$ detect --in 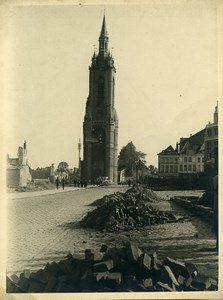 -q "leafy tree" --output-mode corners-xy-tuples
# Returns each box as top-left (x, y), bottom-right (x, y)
(148, 165), (158, 175)
(118, 141), (147, 175)
(57, 162), (69, 172)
